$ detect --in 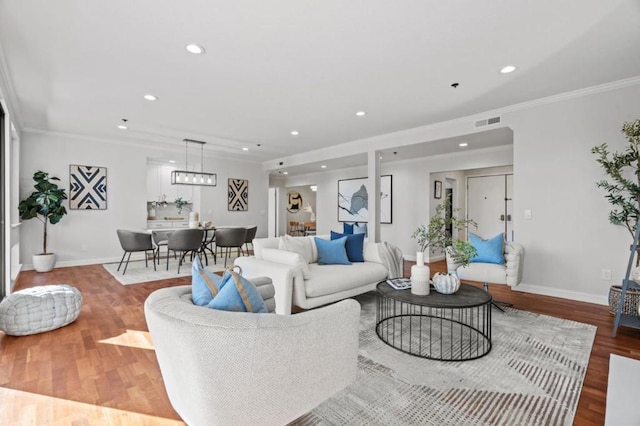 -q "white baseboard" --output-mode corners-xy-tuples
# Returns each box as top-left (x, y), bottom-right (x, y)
(21, 256), (124, 271)
(513, 282), (608, 306)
